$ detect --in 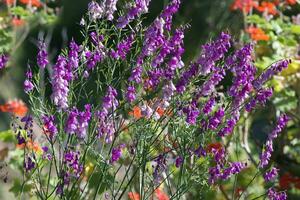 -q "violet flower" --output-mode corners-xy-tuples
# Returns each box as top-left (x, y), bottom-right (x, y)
(37, 41), (48, 69)
(0, 54), (9, 70)
(51, 55), (69, 110)
(259, 114), (289, 168)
